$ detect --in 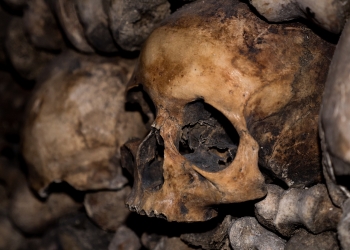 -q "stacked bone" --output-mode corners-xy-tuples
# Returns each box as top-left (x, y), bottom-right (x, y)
(0, 0), (350, 249)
